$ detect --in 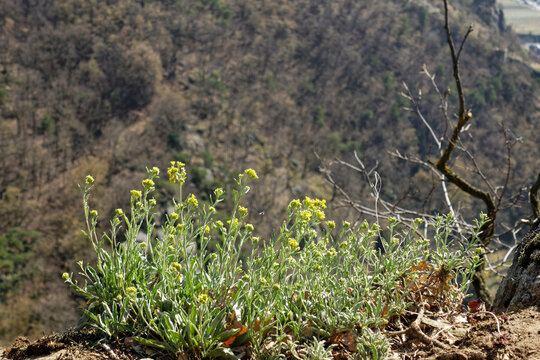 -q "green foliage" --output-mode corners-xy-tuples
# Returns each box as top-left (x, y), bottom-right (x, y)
(64, 166), (482, 359)
(383, 73), (396, 95)
(312, 105), (325, 126)
(0, 227), (40, 296)
(38, 114), (55, 135)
